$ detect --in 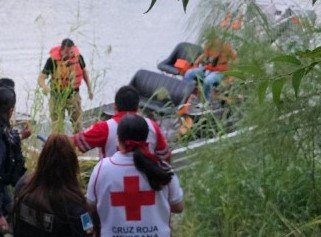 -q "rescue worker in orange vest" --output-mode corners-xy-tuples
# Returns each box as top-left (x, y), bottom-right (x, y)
(38, 38), (93, 133)
(183, 38), (236, 101)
